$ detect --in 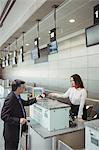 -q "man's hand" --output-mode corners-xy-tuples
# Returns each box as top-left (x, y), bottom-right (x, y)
(36, 95), (43, 101)
(28, 93), (33, 100)
(20, 118), (27, 125)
